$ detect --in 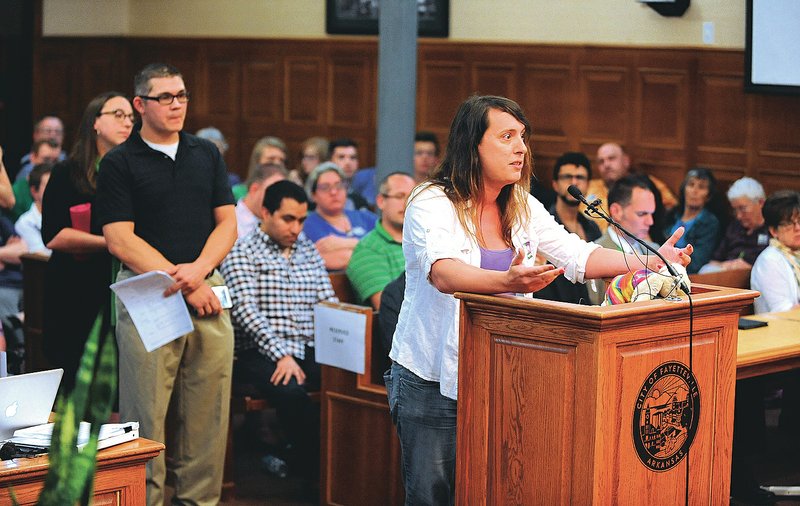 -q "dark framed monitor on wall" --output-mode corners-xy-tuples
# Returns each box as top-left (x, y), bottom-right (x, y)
(745, 0), (800, 95)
